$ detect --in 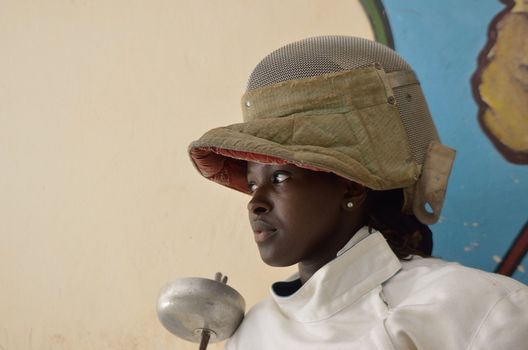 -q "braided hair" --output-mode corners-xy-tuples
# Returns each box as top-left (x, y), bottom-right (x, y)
(366, 189), (433, 259)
